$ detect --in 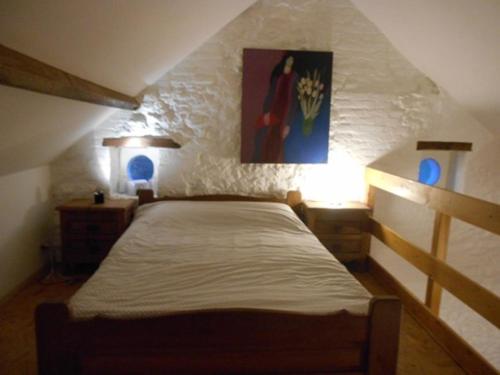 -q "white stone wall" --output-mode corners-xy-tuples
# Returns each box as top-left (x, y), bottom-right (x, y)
(52, 0), (440, 205)
(50, 0), (499, 367)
